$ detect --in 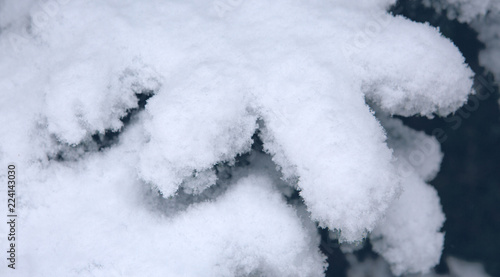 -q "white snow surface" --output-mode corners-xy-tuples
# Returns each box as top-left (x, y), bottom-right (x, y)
(367, 115), (445, 275)
(0, 0), (475, 276)
(370, 172), (445, 275)
(6, 140), (327, 276)
(425, 0), (500, 84)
